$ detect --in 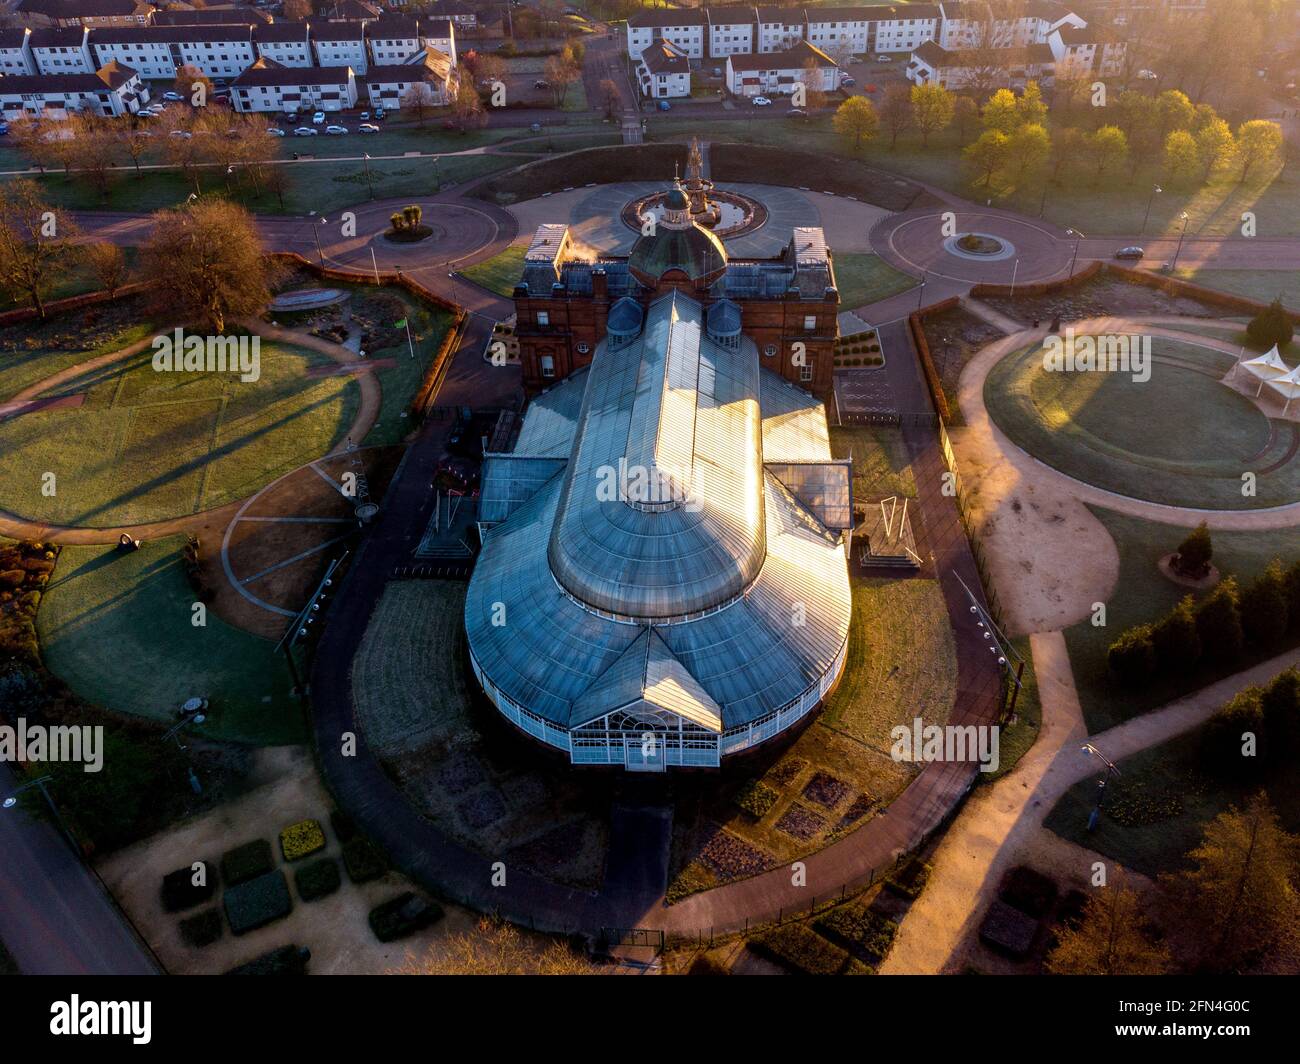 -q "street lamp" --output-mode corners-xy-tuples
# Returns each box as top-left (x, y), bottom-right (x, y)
(1170, 210), (1191, 273)
(1065, 227), (1084, 279)
(1081, 743), (1121, 832)
(3, 774), (78, 851)
(916, 271), (927, 311)
(362, 153), (373, 200)
(311, 213), (328, 267)
(1009, 256), (1020, 299)
(1140, 183), (1162, 235)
